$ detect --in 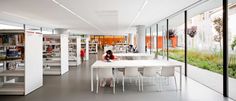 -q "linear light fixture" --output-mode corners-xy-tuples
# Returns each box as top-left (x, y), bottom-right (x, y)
(127, 0), (148, 31)
(2, 11), (30, 20)
(51, 0), (105, 33)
